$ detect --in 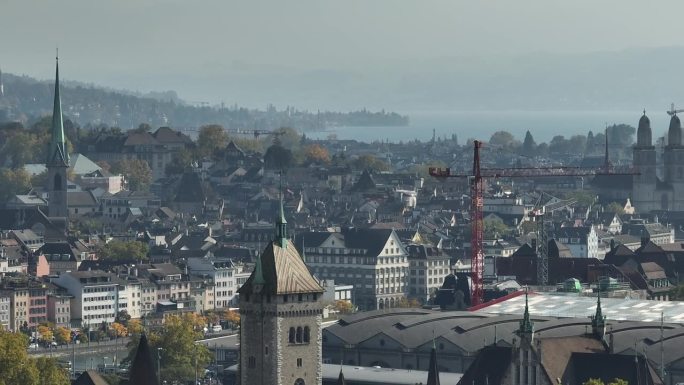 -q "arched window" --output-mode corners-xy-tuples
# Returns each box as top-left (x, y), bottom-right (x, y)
(289, 327), (295, 343)
(303, 326), (310, 343)
(294, 379), (305, 385)
(248, 356), (256, 368)
(296, 327), (303, 343)
(53, 174), (62, 191)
